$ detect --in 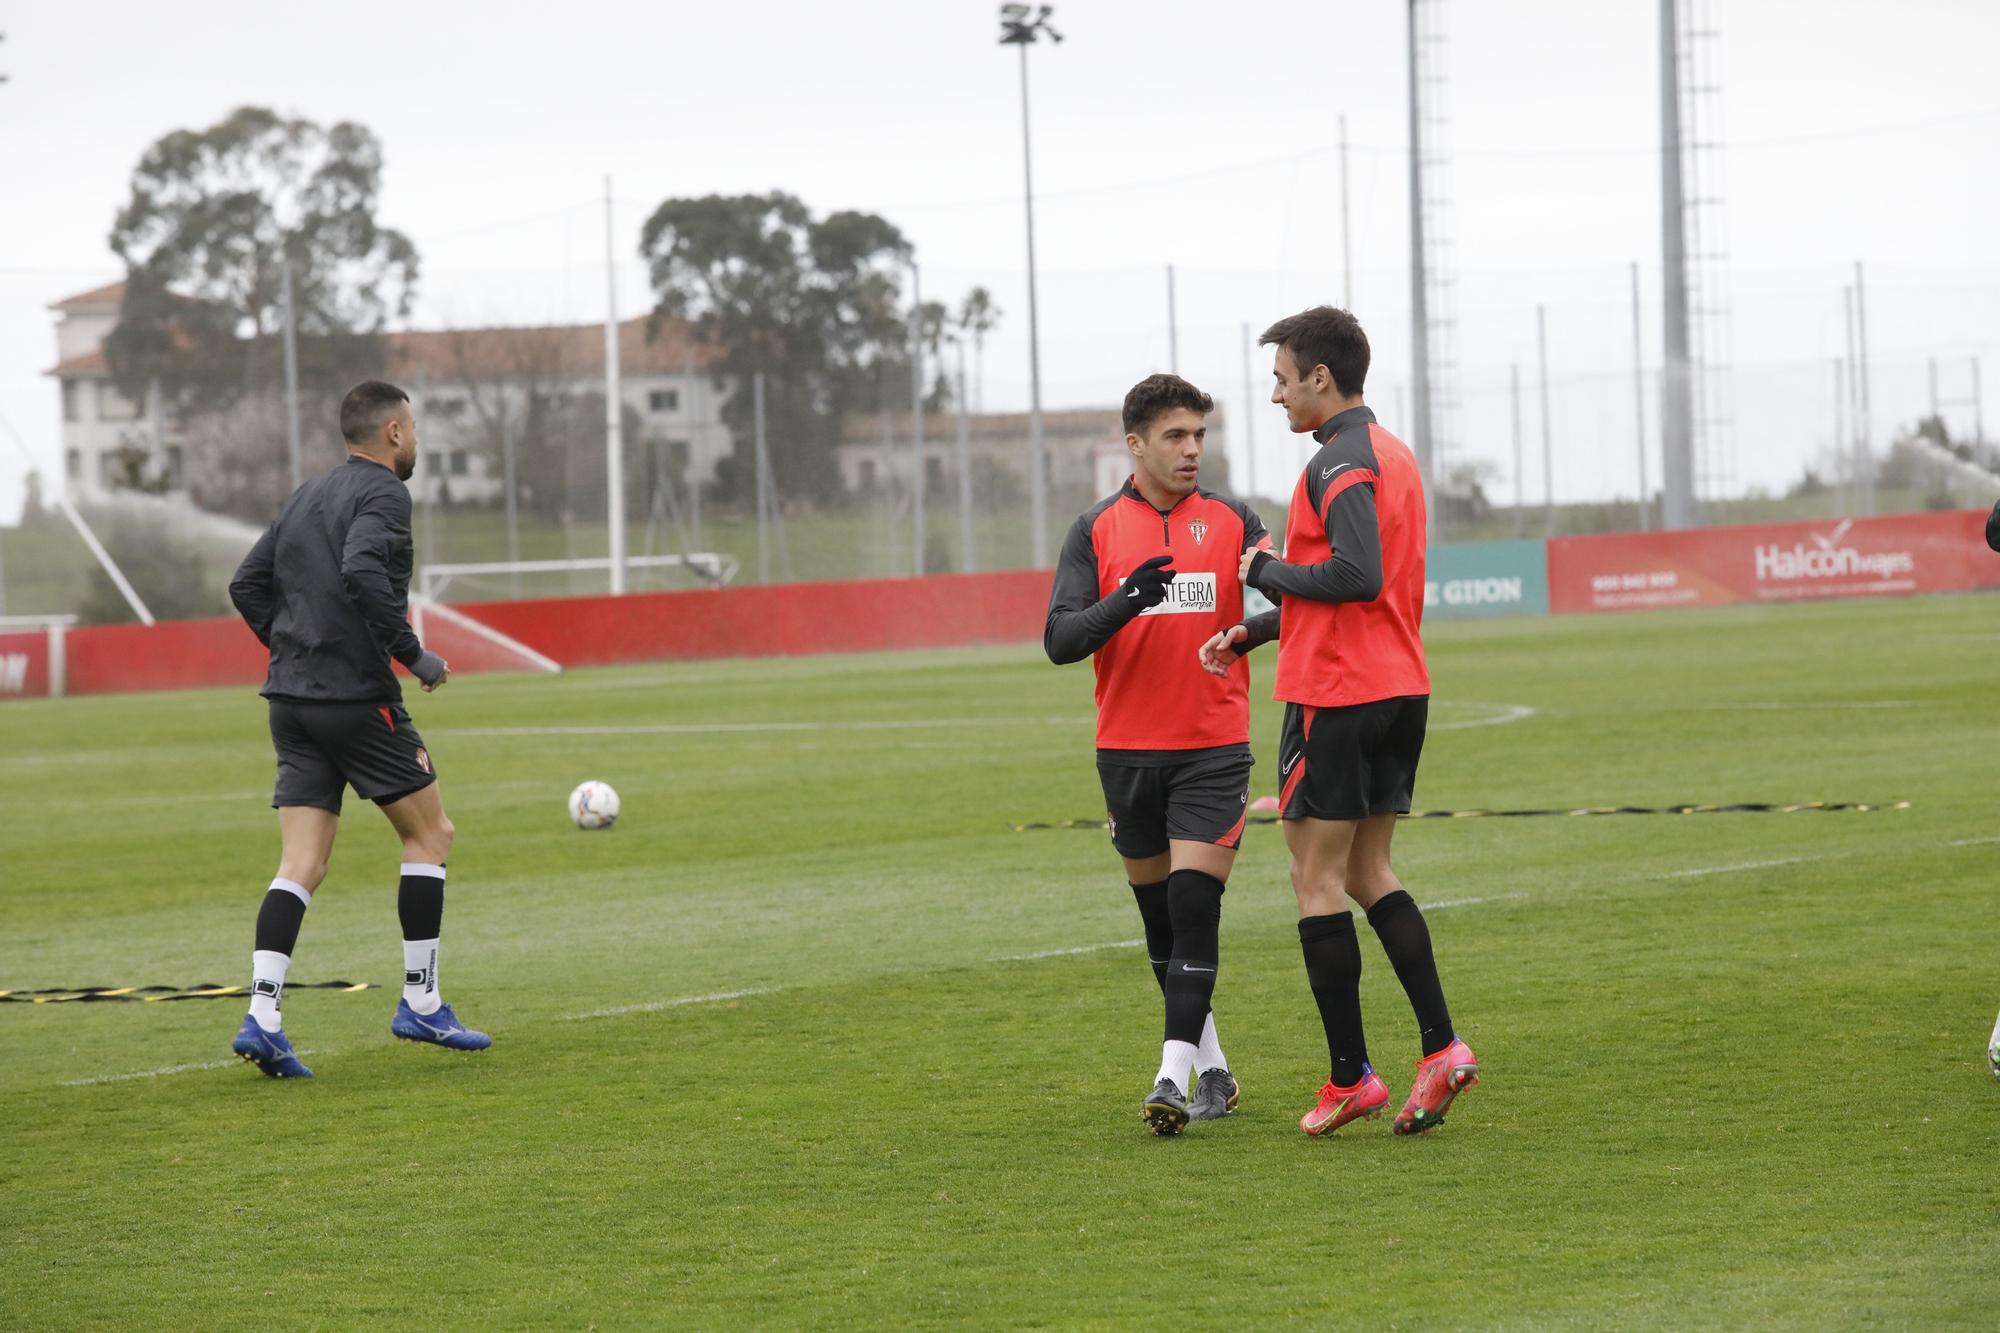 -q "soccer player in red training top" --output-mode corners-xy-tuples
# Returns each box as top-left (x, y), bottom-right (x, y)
(1202, 306), (1479, 1137)
(1045, 373), (1274, 1136)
